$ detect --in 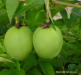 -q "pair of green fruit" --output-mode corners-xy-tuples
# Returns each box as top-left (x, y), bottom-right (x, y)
(4, 25), (63, 61)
